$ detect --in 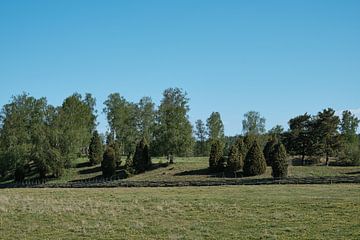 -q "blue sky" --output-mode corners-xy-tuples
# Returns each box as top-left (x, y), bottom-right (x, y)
(0, 0), (359, 135)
